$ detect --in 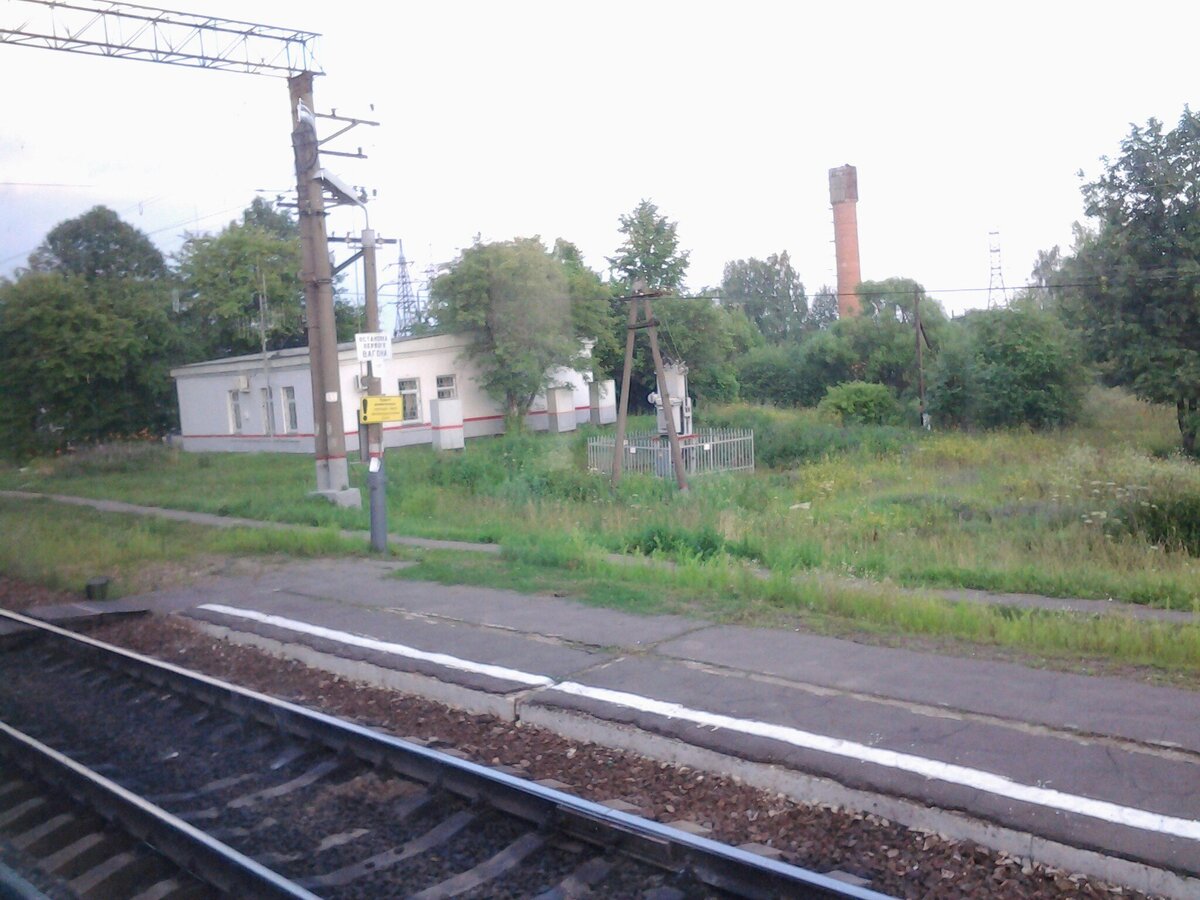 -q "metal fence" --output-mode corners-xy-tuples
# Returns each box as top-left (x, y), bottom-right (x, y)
(587, 429), (755, 479)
